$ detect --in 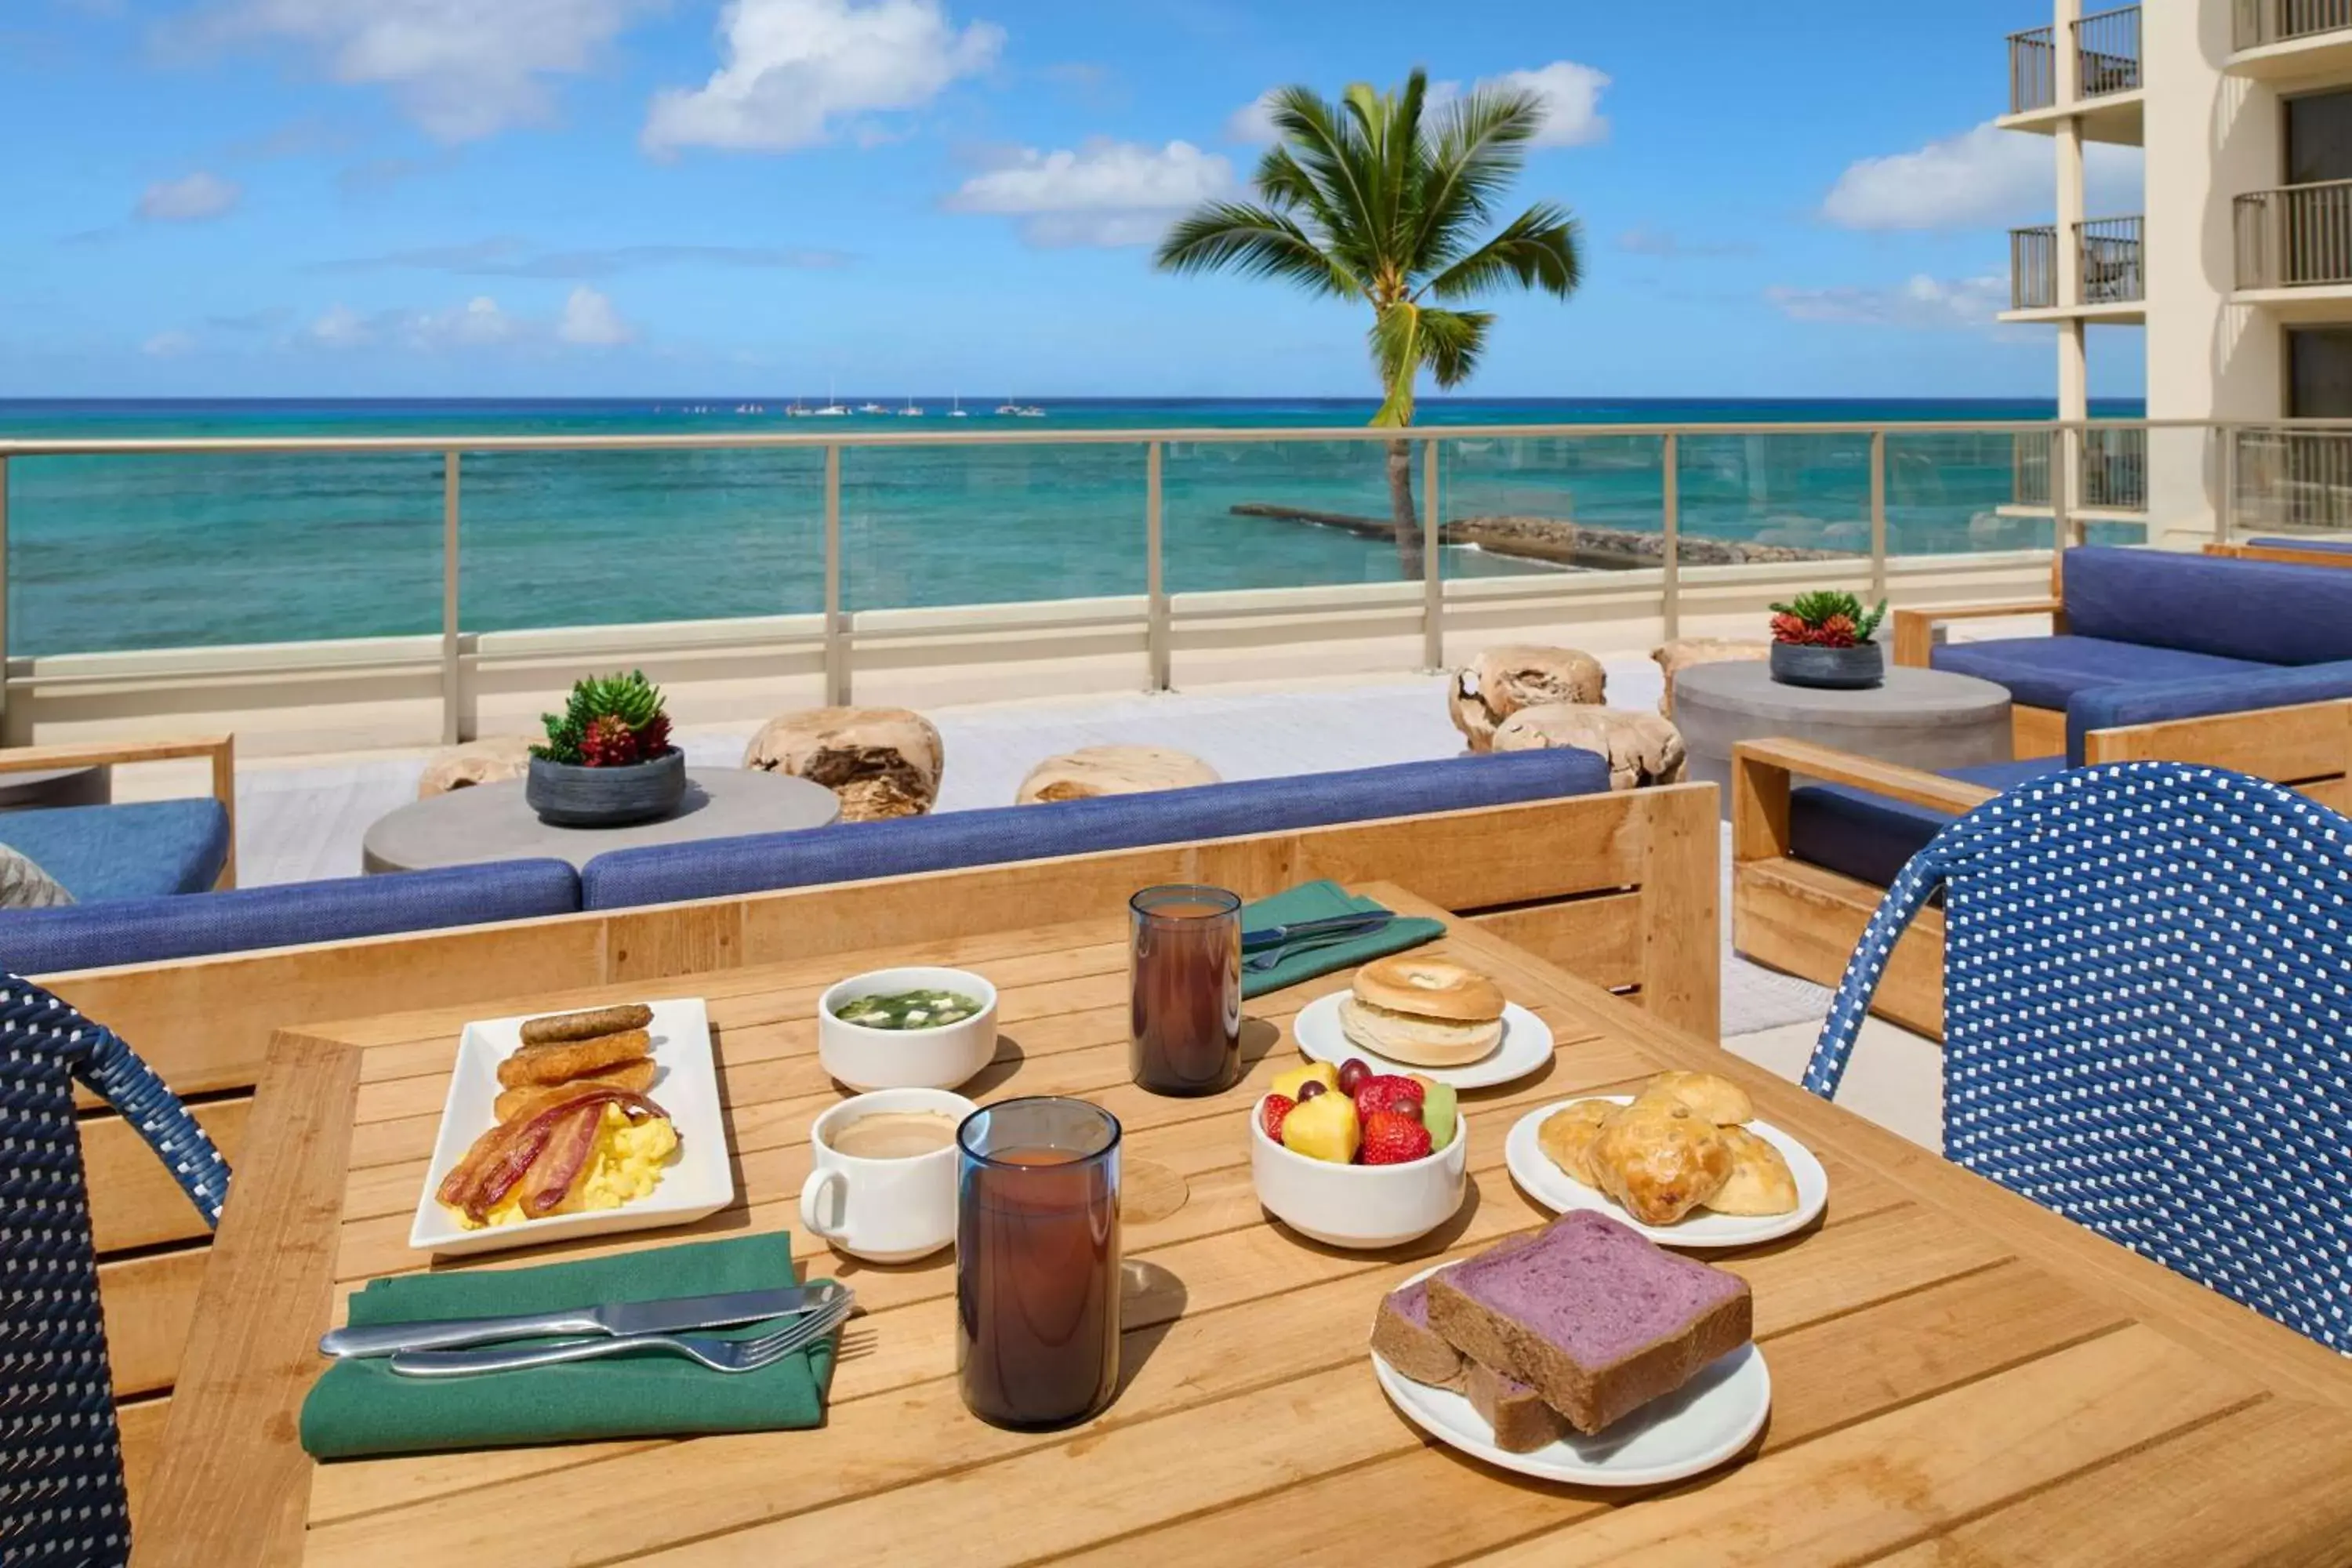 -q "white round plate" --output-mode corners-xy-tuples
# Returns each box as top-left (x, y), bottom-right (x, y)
(1291, 990), (1554, 1089)
(1370, 1263), (1770, 1486)
(1503, 1096), (1828, 1249)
